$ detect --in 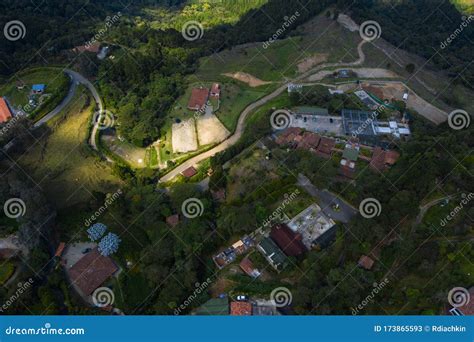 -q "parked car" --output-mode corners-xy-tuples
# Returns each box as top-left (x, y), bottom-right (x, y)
(236, 295), (248, 301)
